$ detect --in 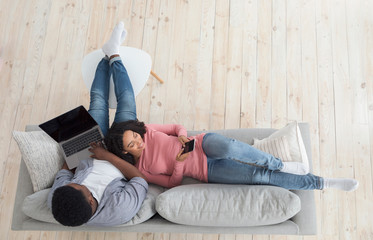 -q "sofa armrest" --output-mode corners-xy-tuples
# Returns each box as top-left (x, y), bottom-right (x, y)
(12, 158), (34, 230)
(290, 123), (317, 235)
